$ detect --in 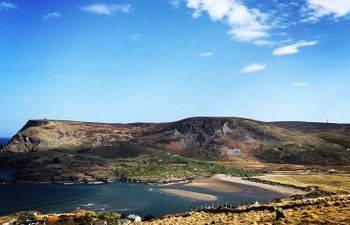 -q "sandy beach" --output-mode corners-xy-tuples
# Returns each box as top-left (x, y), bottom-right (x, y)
(214, 174), (307, 195)
(159, 174), (306, 201)
(184, 176), (245, 193)
(174, 174), (305, 195)
(160, 188), (218, 201)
